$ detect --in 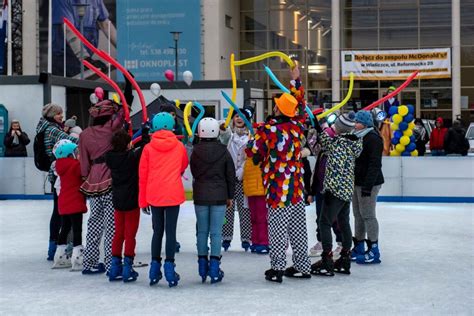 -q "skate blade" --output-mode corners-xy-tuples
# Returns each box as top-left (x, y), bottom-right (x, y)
(334, 269), (351, 275)
(312, 269), (334, 277)
(52, 264), (72, 269)
(133, 262), (149, 268)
